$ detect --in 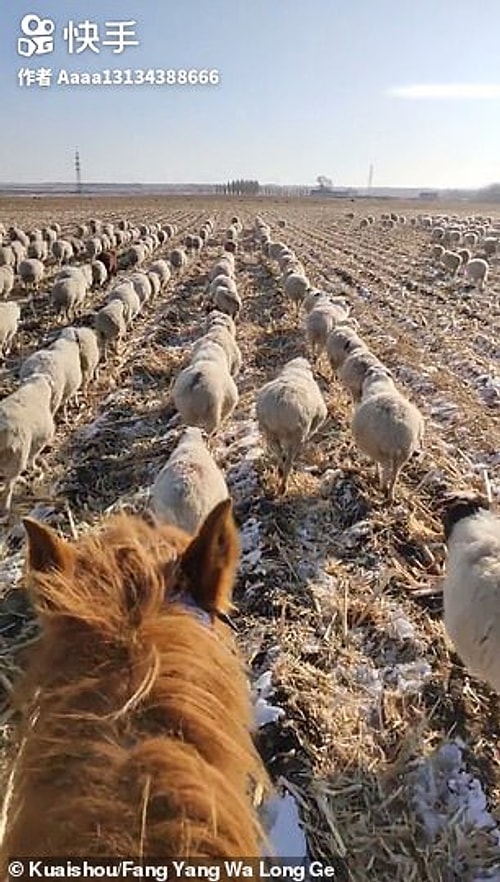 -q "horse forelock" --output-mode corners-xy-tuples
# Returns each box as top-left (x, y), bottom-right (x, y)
(27, 515), (192, 628)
